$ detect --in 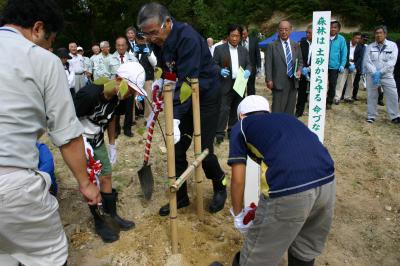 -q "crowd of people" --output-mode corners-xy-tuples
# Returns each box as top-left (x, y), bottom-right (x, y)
(0, 0), (398, 265)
